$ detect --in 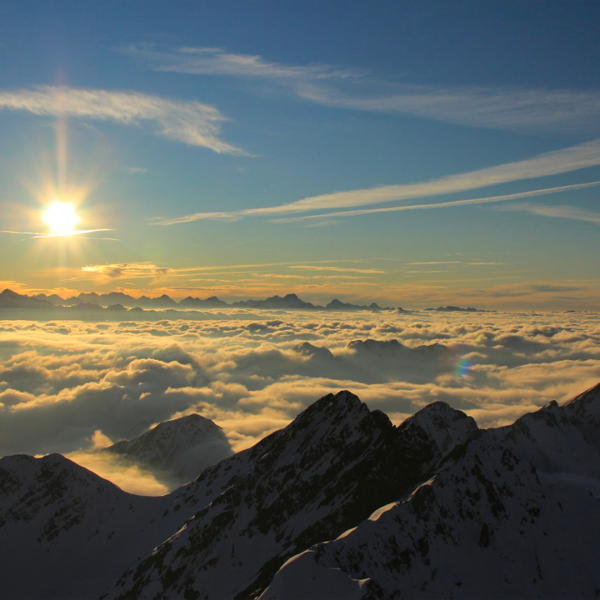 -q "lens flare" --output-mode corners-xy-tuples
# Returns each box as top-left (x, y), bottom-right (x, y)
(455, 357), (470, 378)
